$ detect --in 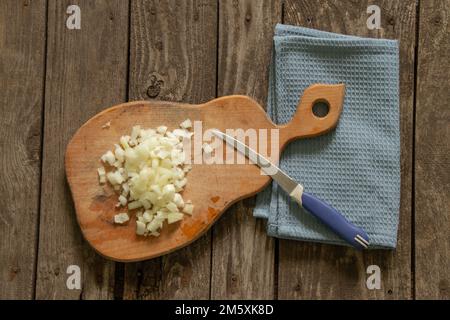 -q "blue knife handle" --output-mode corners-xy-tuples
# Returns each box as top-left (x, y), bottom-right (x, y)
(291, 190), (370, 250)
